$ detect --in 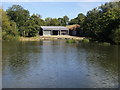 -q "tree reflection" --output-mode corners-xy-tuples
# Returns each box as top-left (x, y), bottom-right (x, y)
(2, 41), (42, 75)
(76, 42), (118, 76)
